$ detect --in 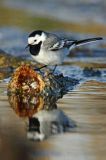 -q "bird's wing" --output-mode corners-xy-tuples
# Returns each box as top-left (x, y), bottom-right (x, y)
(45, 38), (75, 51)
(42, 32), (73, 51)
(48, 41), (65, 51)
(48, 39), (76, 51)
(42, 34), (64, 51)
(43, 33), (103, 51)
